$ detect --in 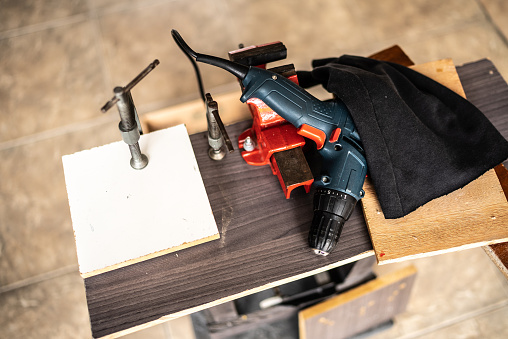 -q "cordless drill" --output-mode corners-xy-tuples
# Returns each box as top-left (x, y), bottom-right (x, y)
(172, 30), (367, 256)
